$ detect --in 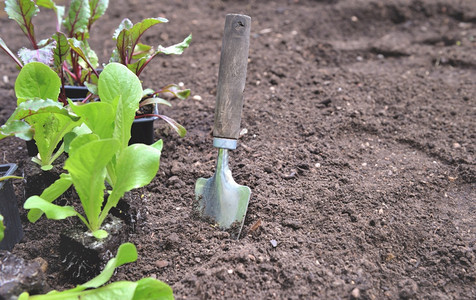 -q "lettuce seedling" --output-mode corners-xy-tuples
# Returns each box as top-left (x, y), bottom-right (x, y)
(24, 63), (163, 238)
(0, 62), (81, 170)
(70, 62), (145, 185)
(24, 136), (162, 239)
(18, 243), (174, 300)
